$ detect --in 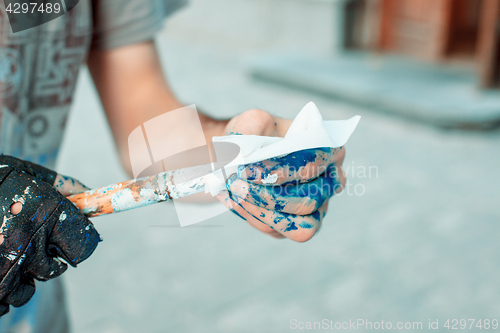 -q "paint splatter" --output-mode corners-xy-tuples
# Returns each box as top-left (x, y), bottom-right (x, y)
(284, 222), (298, 232)
(299, 221), (313, 229)
(59, 211), (67, 222)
